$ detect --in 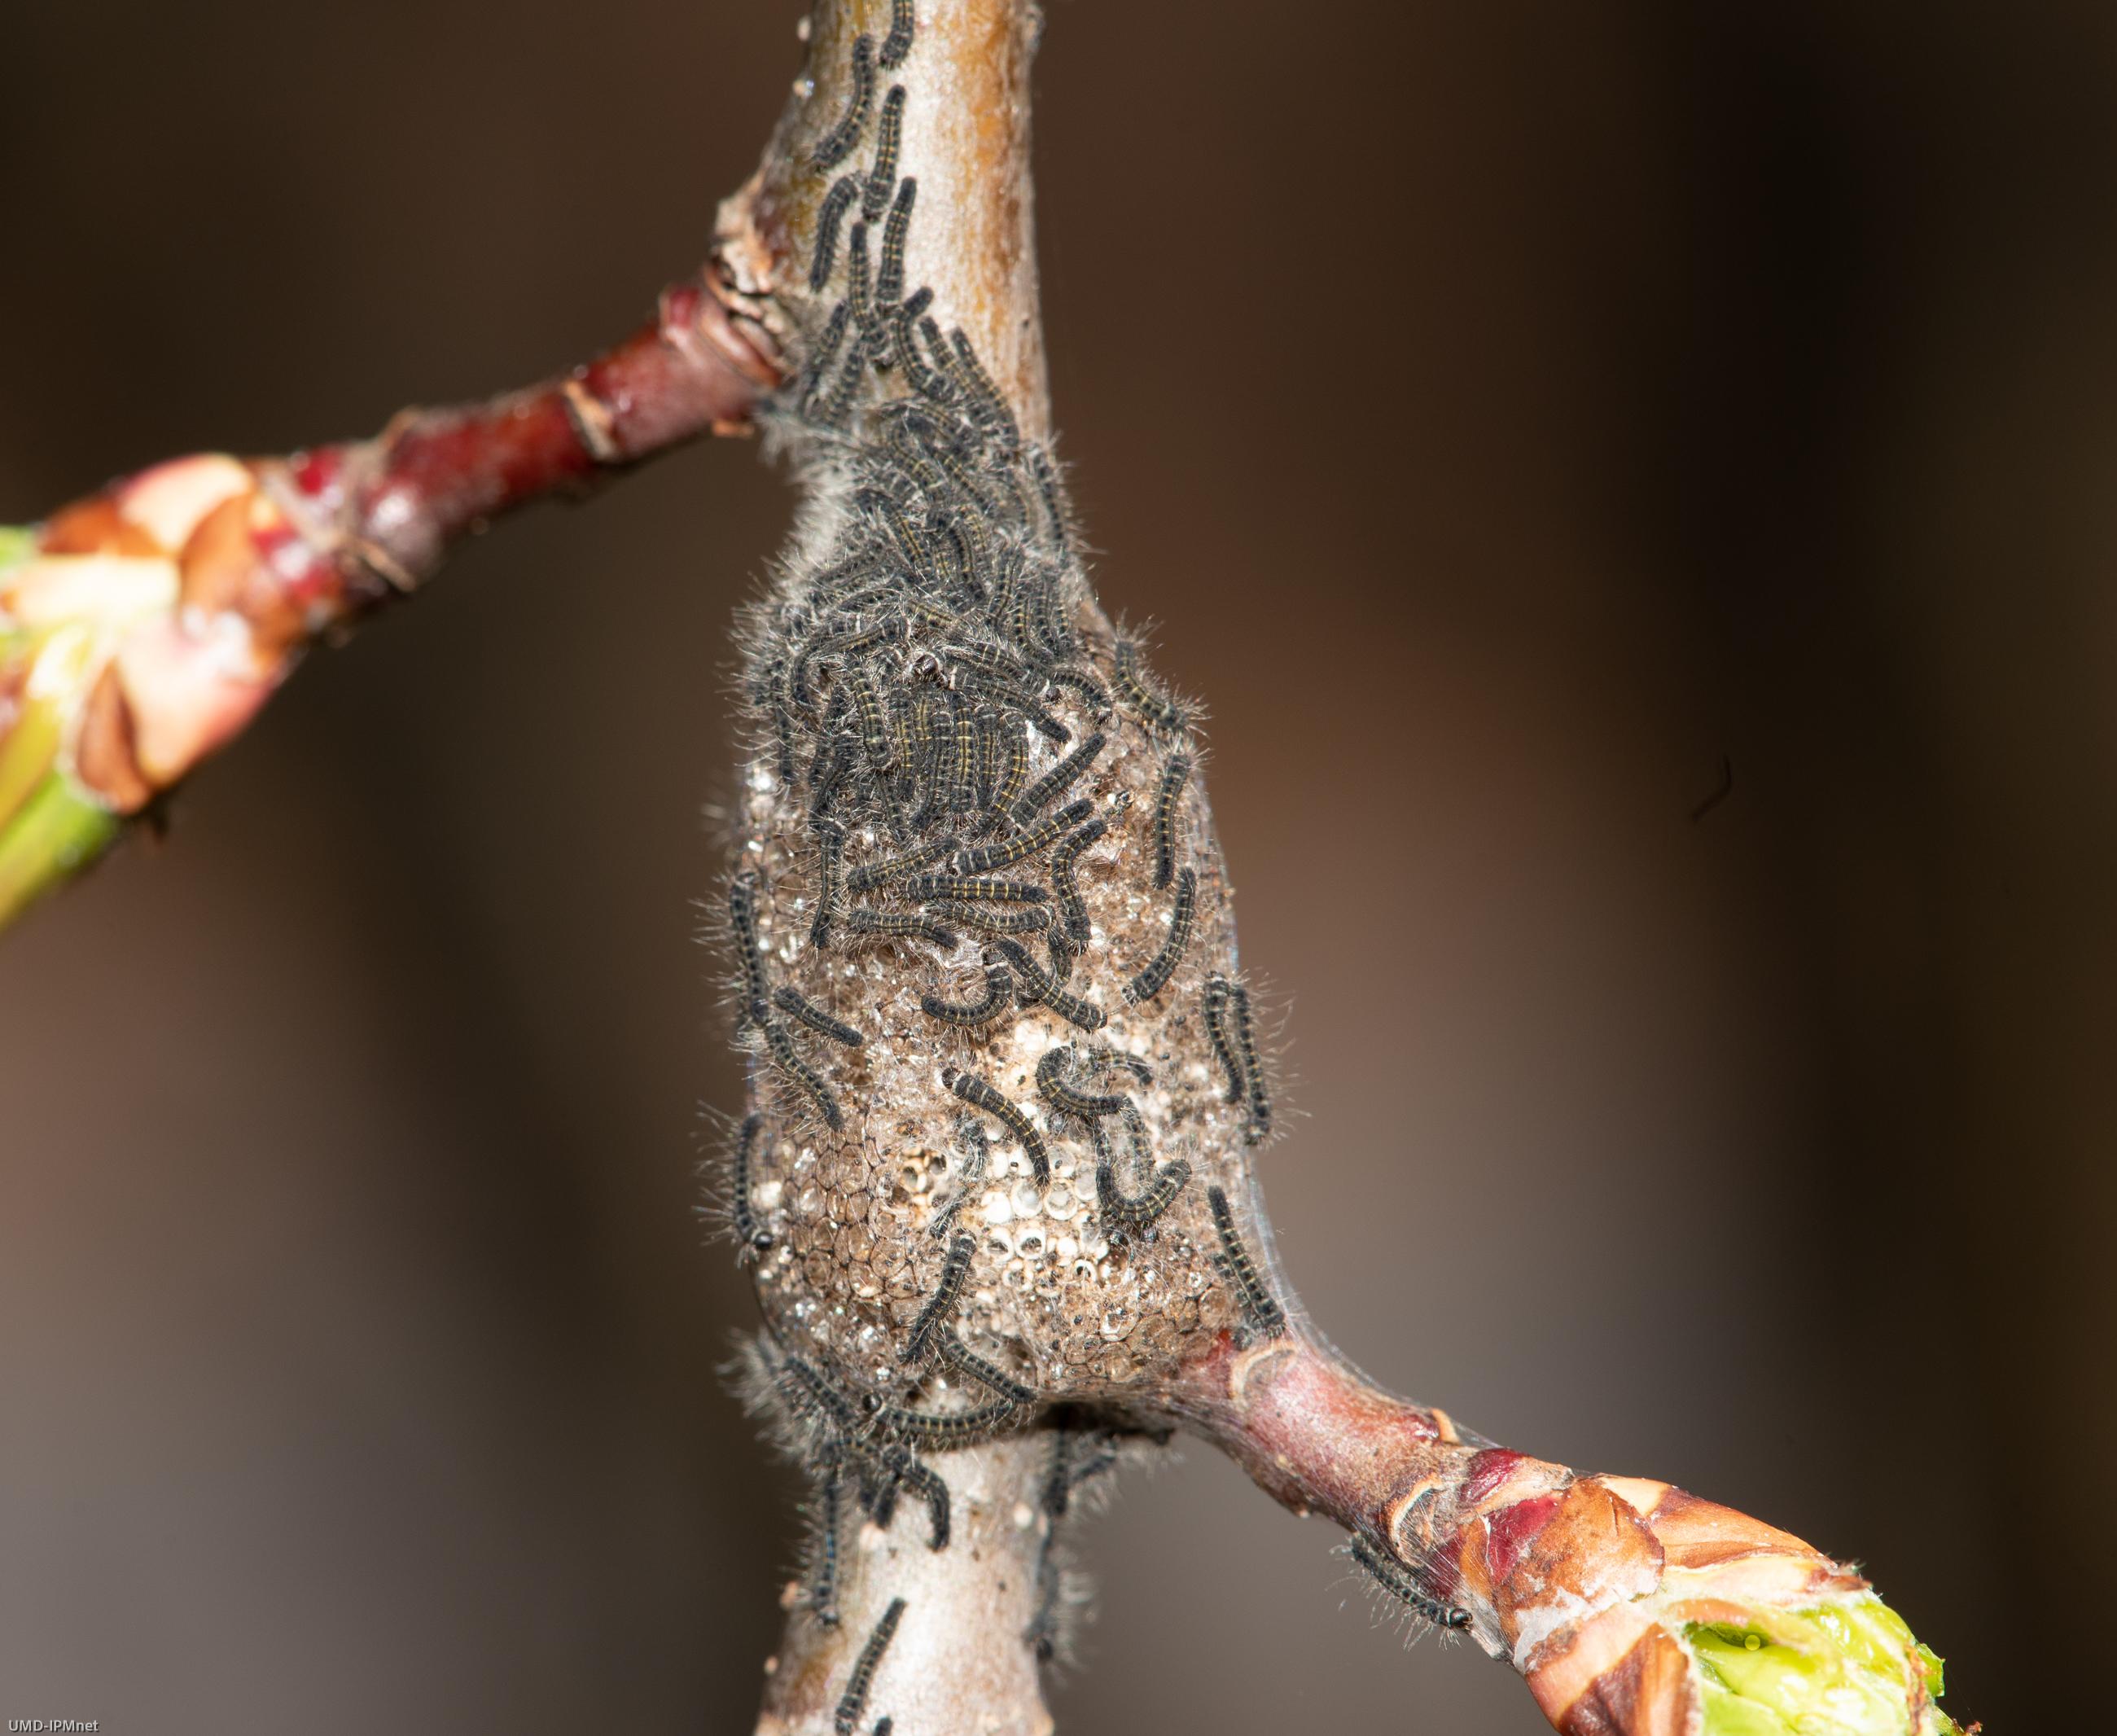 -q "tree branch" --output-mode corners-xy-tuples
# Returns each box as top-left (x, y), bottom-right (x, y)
(0, 267), (778, 927)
